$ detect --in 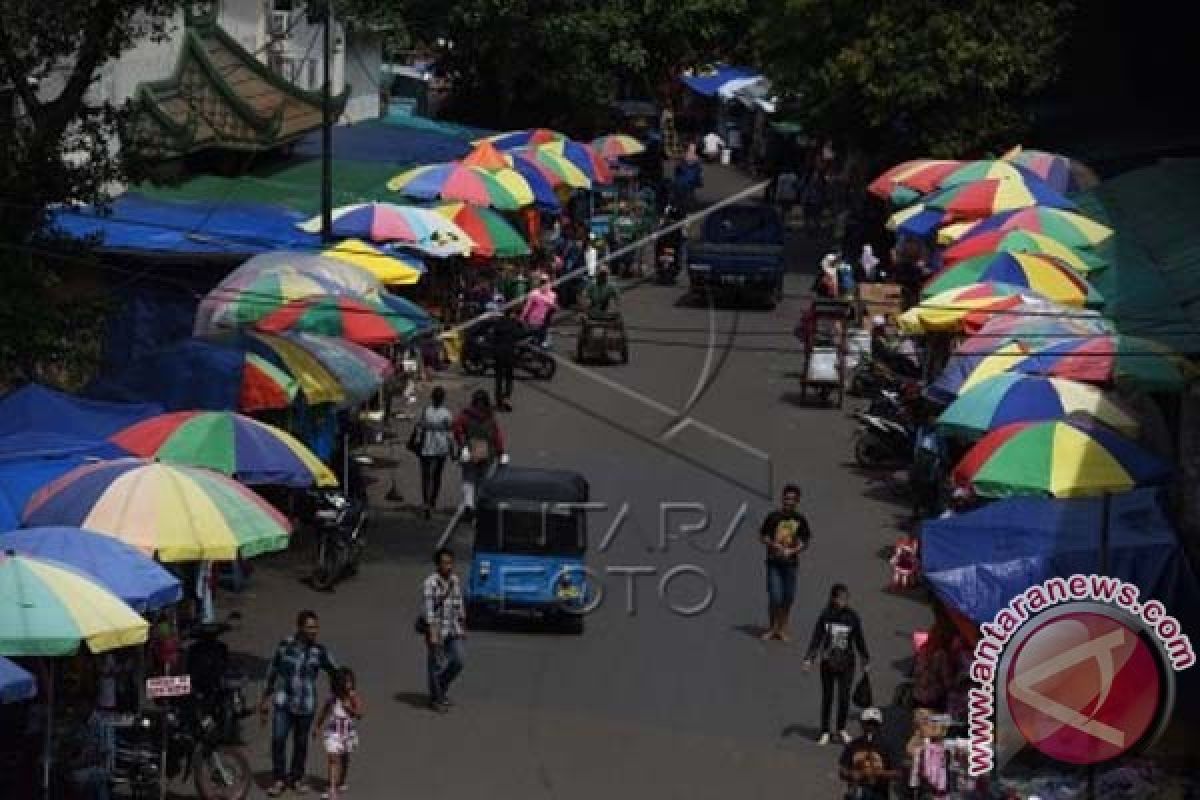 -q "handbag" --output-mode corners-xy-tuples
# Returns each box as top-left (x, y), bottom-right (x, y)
(406, 408), (427, 456)
(852, 672), (874, 708)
